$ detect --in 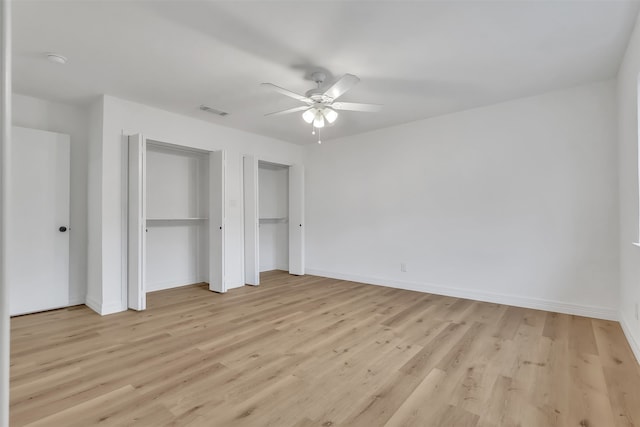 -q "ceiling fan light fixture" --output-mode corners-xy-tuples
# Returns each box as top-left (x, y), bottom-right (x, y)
(313, 113), (325, 128)
(302, 108), (315, 124)
(323, 107), (338, 124)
